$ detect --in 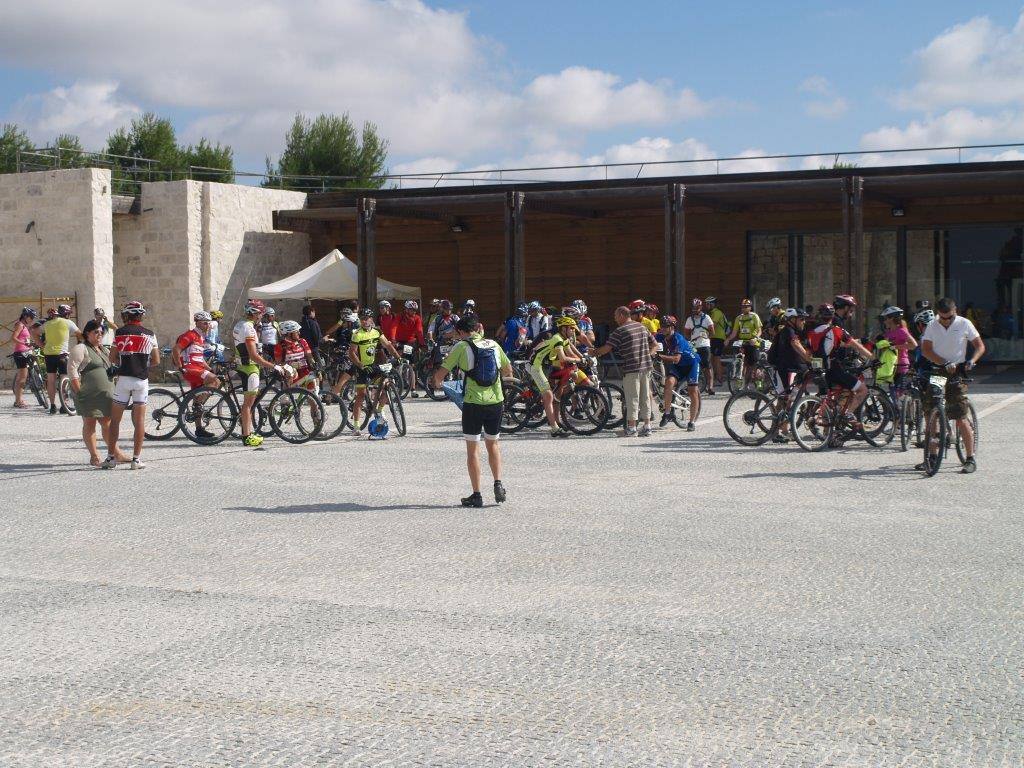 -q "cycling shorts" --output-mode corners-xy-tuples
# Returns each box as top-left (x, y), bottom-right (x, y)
(237, 362), (260, 394)
(742, 342), (760, 366)
(696, 347), (710, 368)
(528, 364), (552, 394)
(44, 354), (68, 375)
(12, 352), (32, 369)
(669, 358), (700, 386)
(825, 363), (860, 392)
(771, 367), (805, 395)
(462, 402), (502, 441)
(113, 375), (149, 406)
(182, 364), (215, 389)
(354, 366), (381, 389)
